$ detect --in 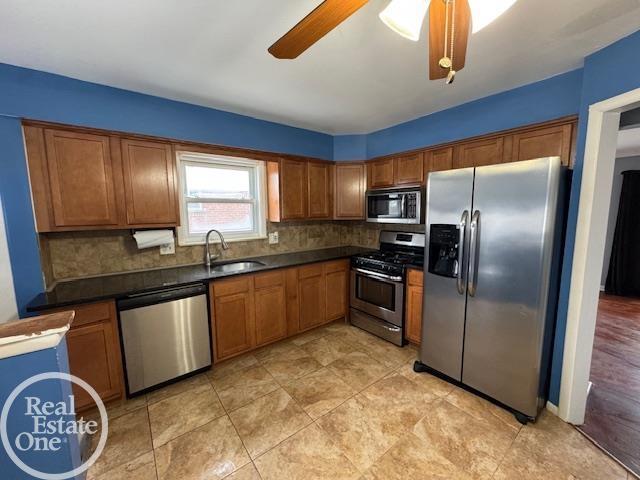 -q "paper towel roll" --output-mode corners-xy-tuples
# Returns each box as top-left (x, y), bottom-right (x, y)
(133, 230), (174, 249)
